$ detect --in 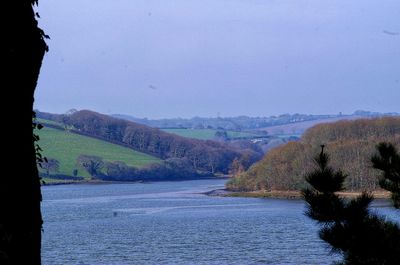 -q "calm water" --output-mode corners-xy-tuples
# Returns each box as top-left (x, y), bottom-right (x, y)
(41, 179), (399, 265)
